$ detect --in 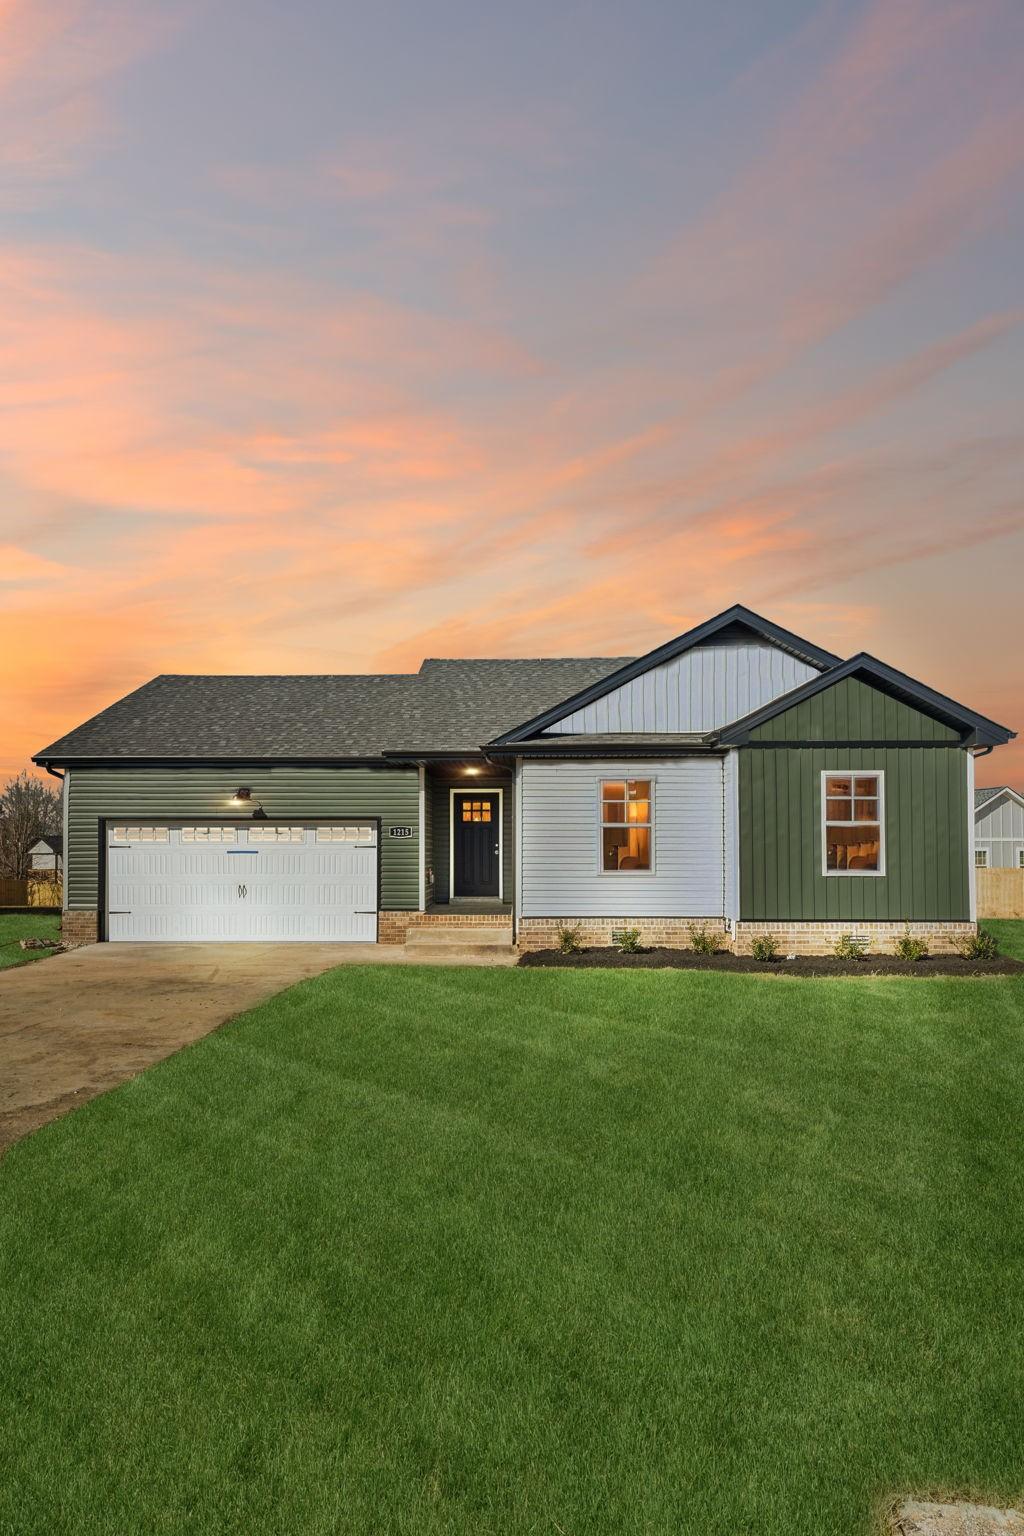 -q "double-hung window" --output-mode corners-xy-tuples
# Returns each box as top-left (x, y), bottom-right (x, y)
(975, 848), (989, 869)
(601, 779), (652, 871)
(822, 771), (884, 874)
